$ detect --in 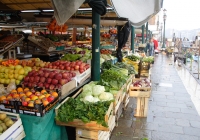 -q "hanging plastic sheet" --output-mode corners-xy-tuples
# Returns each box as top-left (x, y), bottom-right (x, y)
(51, 0), (85, 25)
(111, 0), (162, 27)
